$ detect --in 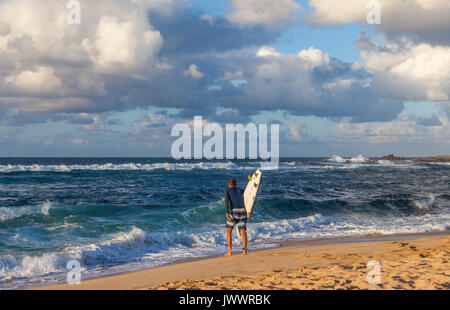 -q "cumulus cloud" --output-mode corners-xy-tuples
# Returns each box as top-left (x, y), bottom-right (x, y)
(227, 0), (300, 26)
(308, 0), (450, 46)
(357, 33), (450, 102)
(256, 46), (281, 57)
(304, 0), (450, 126)
(0, 0), (170, 113)
(3, 67), (62, 96)
(288, 123), (307, 142)
(297, 46), (331, 68)
(308, 1), (450, 34)
(0, 1), (281, 120)
(307, 0), (368, 25)
(223, 46), (403, 122)
(0, 0), (442, 137)
(82, 15), (163, 75)
(139, 113), (169, 128)
(221, 70), (243, 81)
(335, 115), (450, 145)
(183, 64), (204, 79)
